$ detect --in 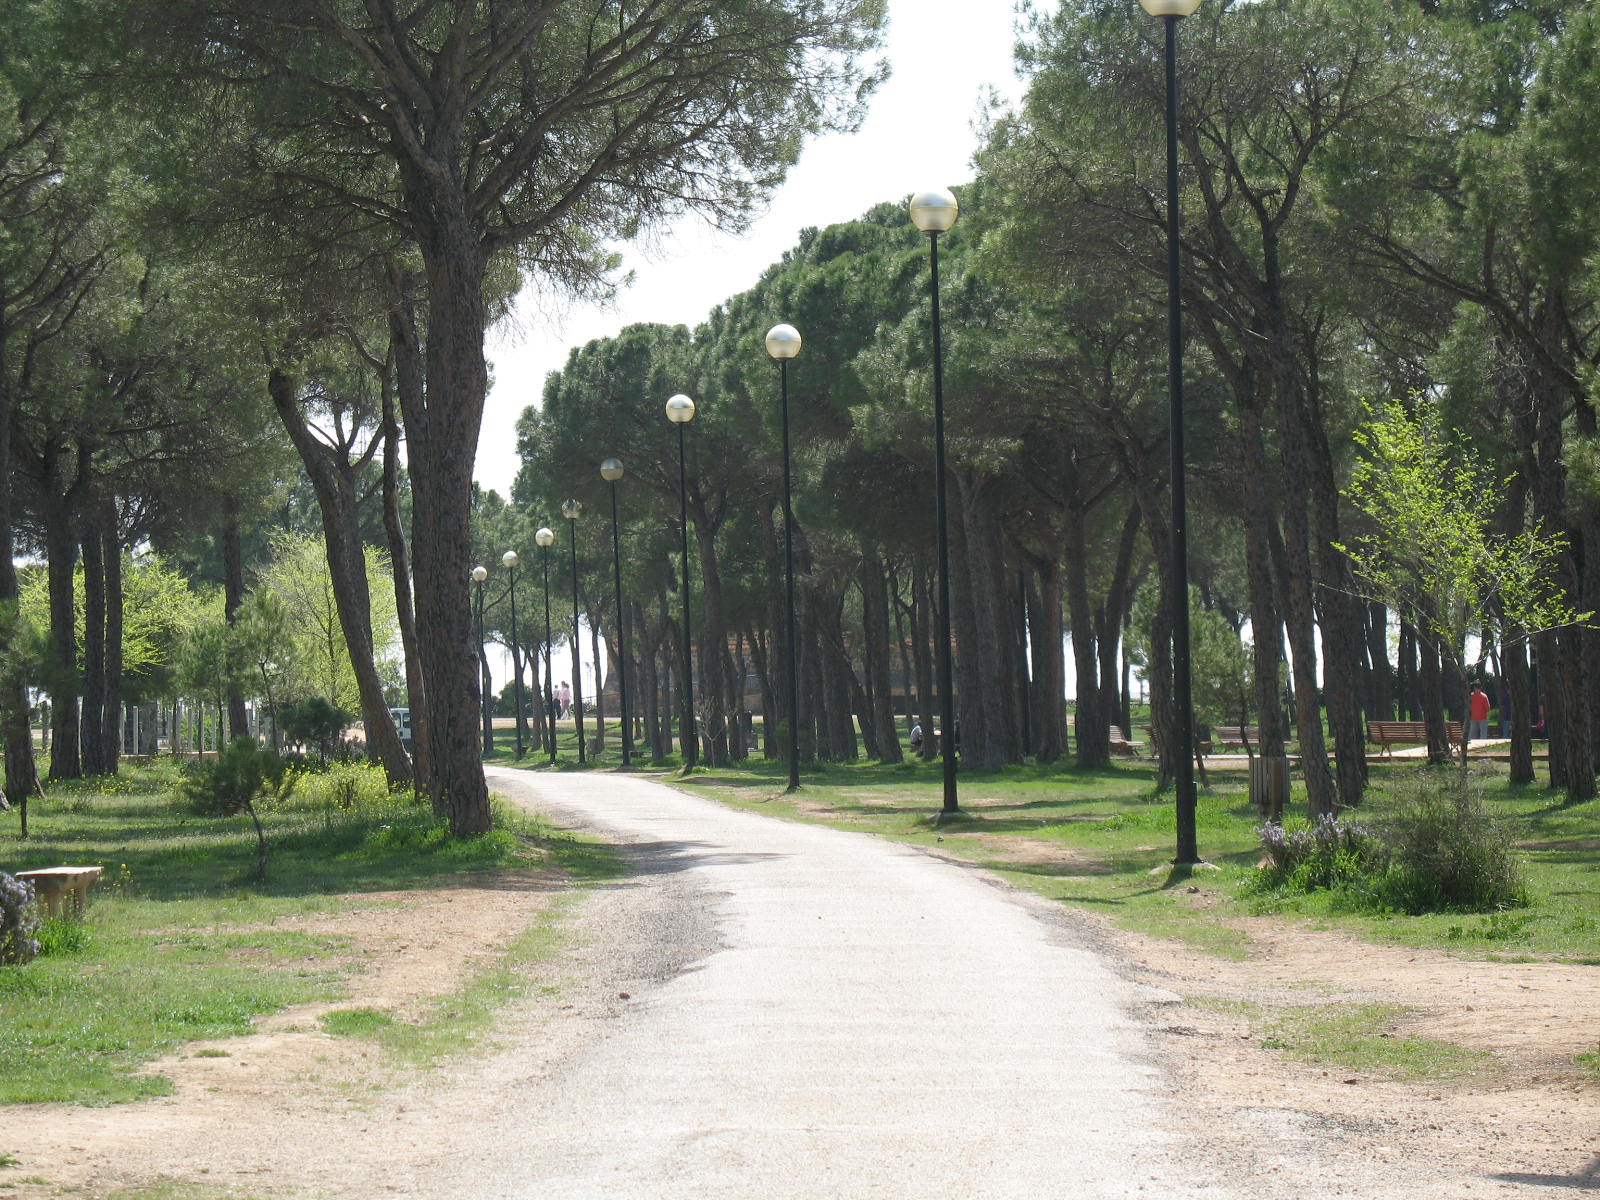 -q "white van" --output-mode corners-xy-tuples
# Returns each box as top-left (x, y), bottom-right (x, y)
(389, 707), (412, 747)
